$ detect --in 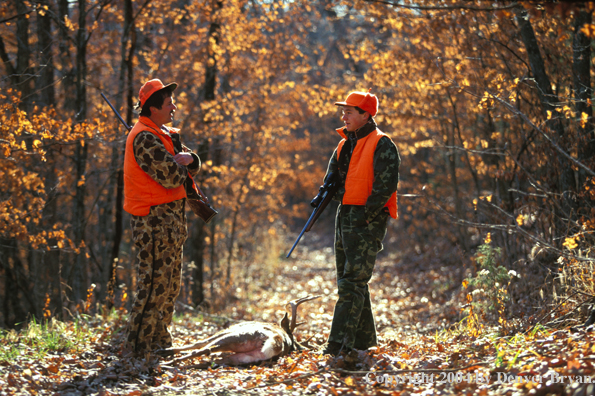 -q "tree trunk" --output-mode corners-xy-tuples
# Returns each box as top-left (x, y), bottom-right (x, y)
(209, 219), (217, 299)
(515, 8), (573, 221)
(35, 0), (55, 108)
(444, 122), (468, 251)
(191, 220), (205, 306)
(0, 0), (34, 107)
(41, 146), (65, 320)
(0, 238), (34, 328)
(104, 0), (135, 308)
(68, 0), (89, 307)
(572, 9), (594, 185)
(58, 0), (76, 111)
(201, 0), (223, 305)
(15, 0), (33, 109)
